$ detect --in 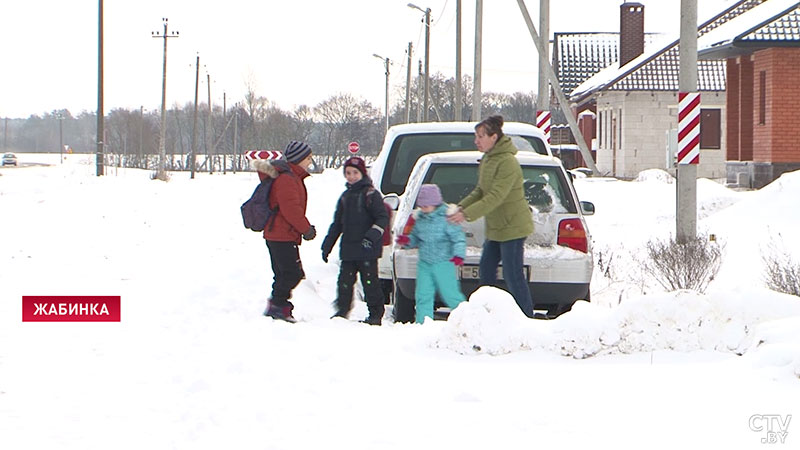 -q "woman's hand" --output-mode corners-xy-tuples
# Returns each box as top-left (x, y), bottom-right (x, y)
(448, 209), (466, 224)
